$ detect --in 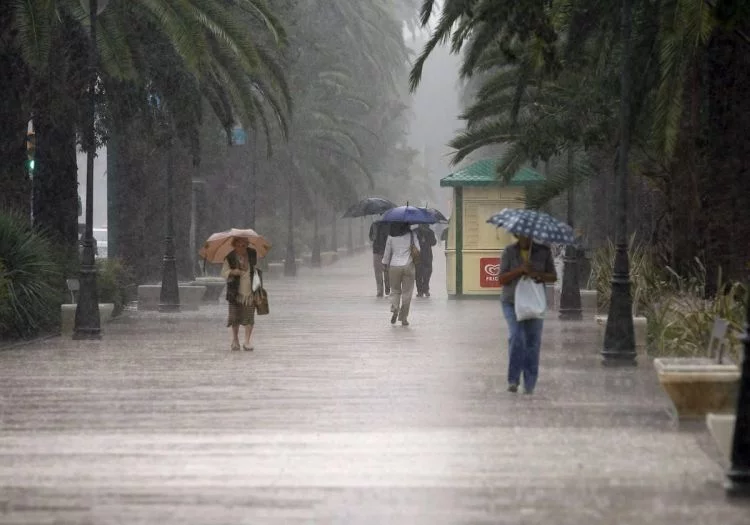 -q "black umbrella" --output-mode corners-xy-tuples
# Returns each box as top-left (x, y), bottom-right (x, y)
(419, 207), (449, 223)
(342, 197), (396, 218)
